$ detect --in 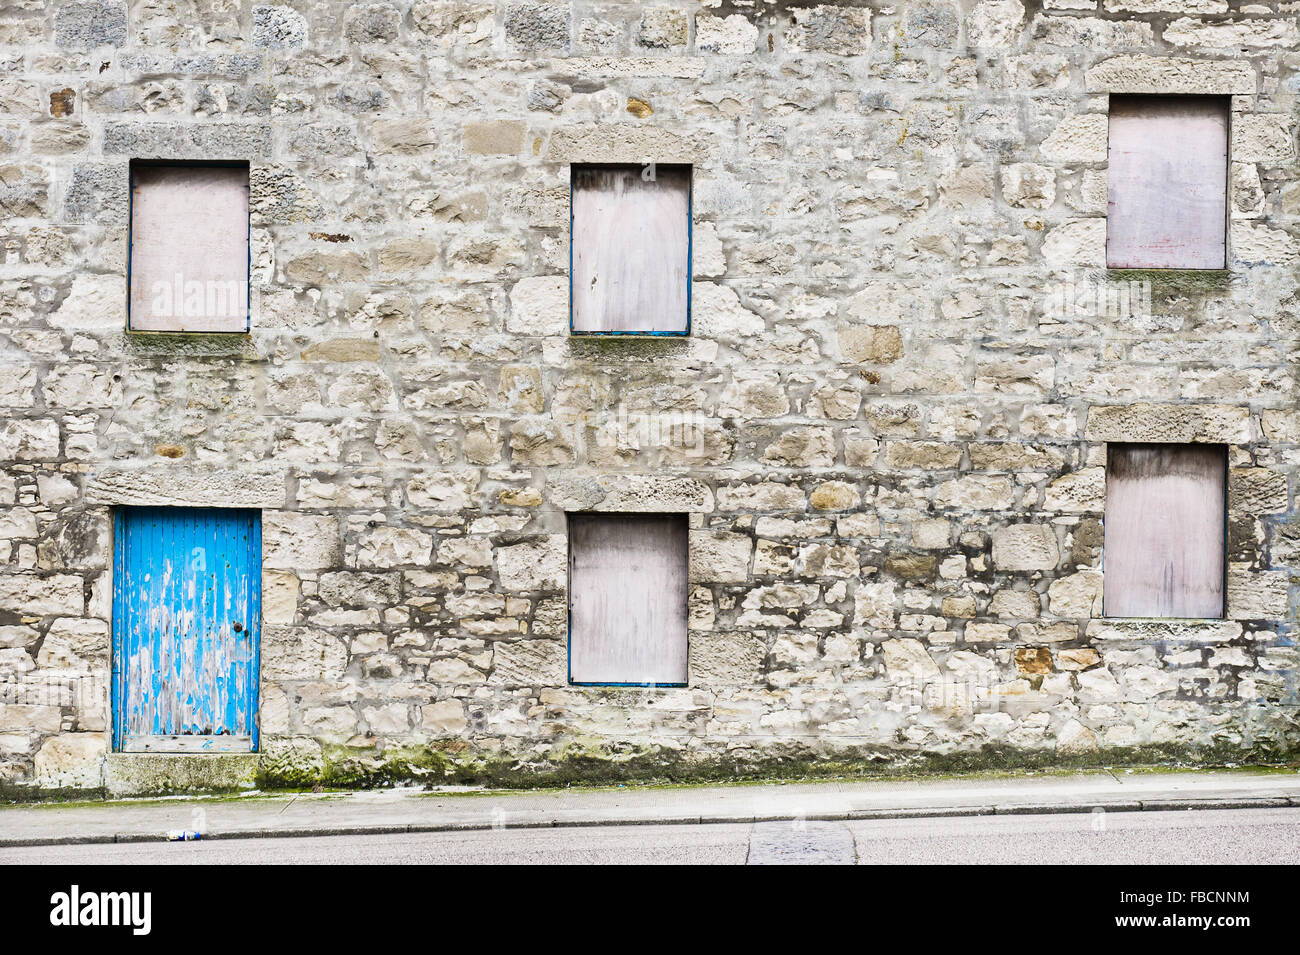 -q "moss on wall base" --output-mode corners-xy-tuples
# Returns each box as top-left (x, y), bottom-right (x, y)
(4, 738), (1295, 802)
(5, 743), (1294, 805)
(254, 737), (1300, 793)
(104, 753), (260, 797)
